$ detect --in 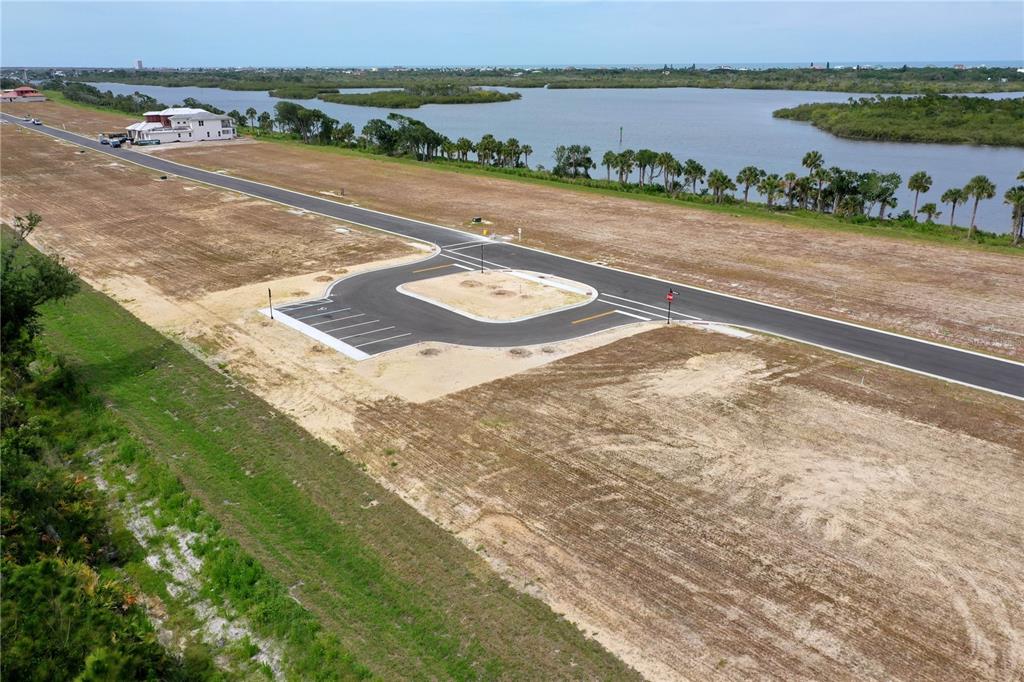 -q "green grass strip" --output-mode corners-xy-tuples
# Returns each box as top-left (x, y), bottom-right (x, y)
(38, 278), (635, 681)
